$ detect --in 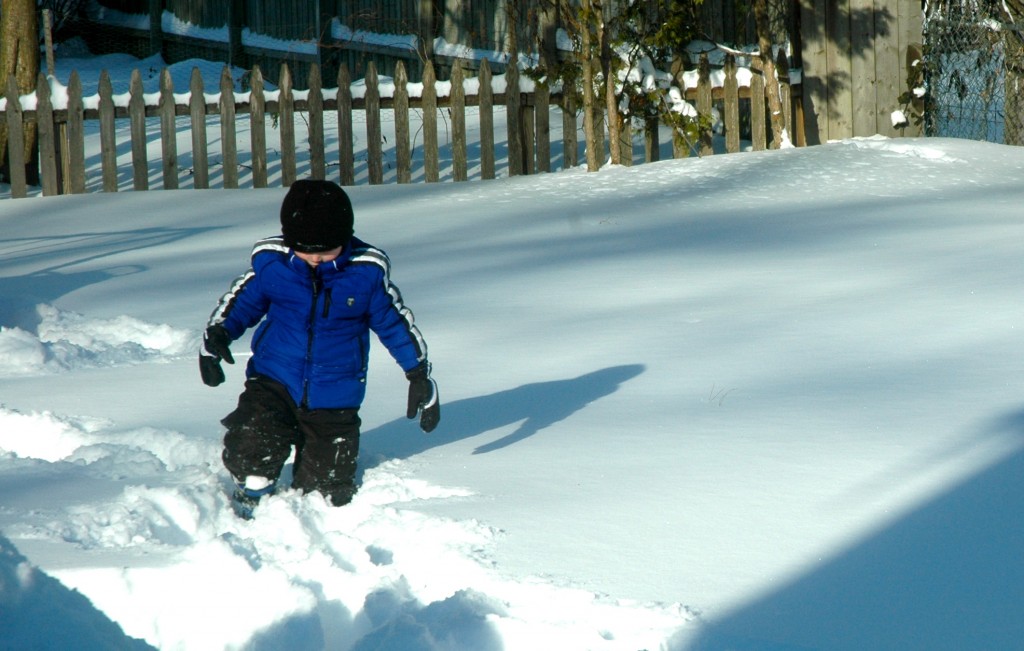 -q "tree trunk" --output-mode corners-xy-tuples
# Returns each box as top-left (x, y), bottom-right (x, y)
(0, 0), (40, 183)
(753, 0), (786, 148)
(999, 4), (1024, 145)
(599, 1), (621, 165)
(505, 0), (525, 175)
(581, 0), (601, 171)
(1006, 64), (1024, 146)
